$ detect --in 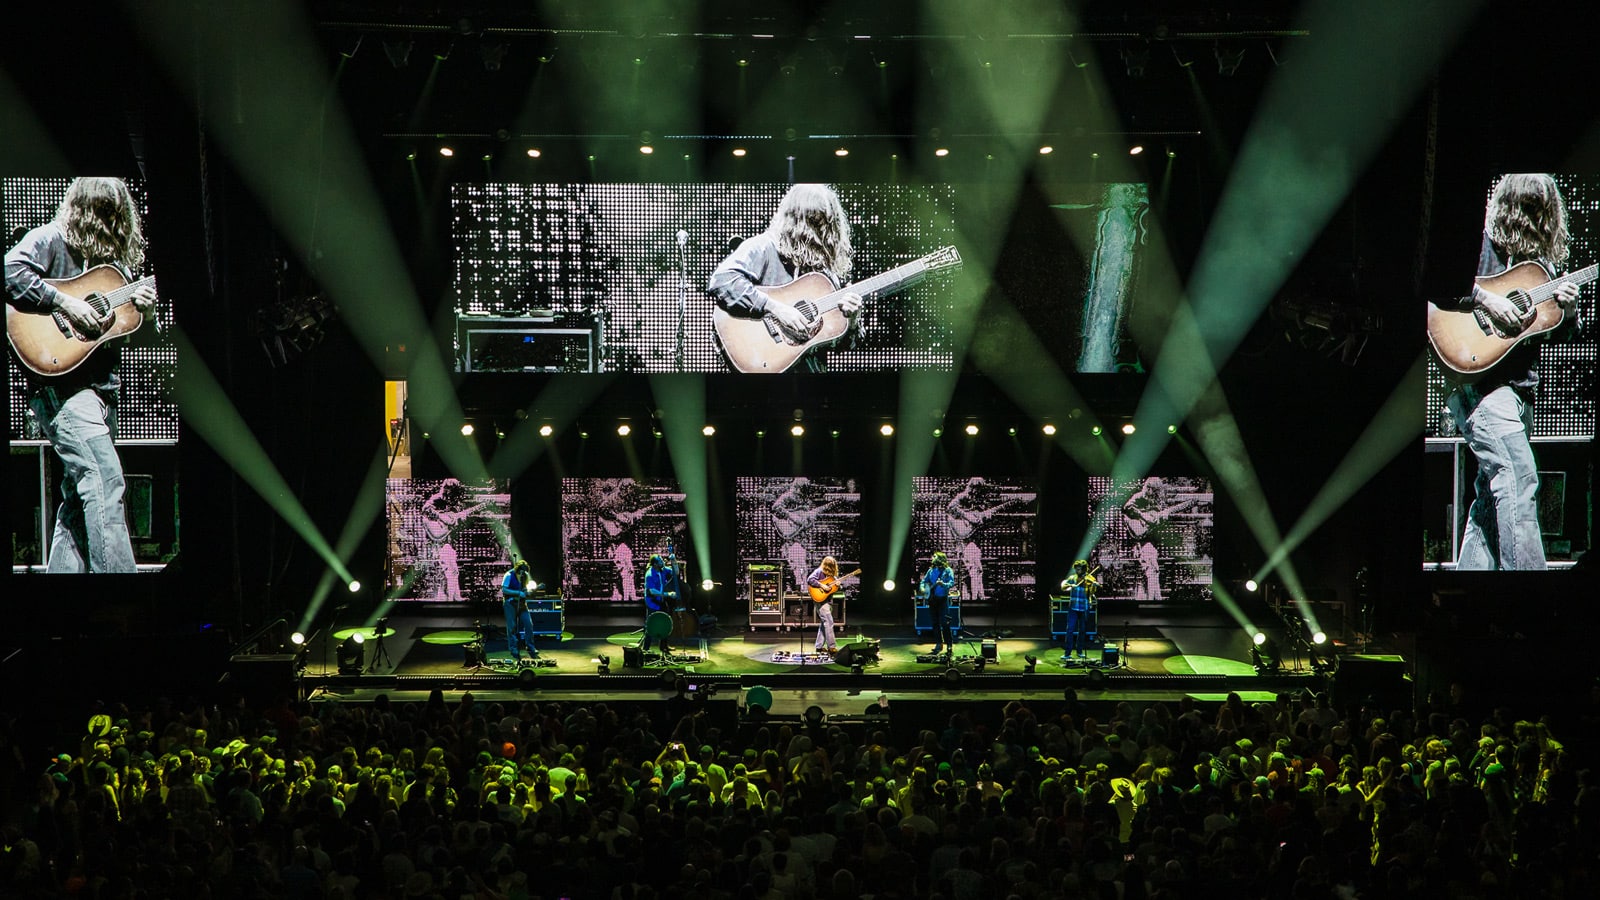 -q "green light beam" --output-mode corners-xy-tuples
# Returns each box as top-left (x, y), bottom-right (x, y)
(172, 327), (348, 581)
(1263, 353), (1427, 576)
(487, 375), (617, 480)
(649, 374), (712, 580)
(1209, 582), (1264, 640)
(299, 446), (392, 632)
